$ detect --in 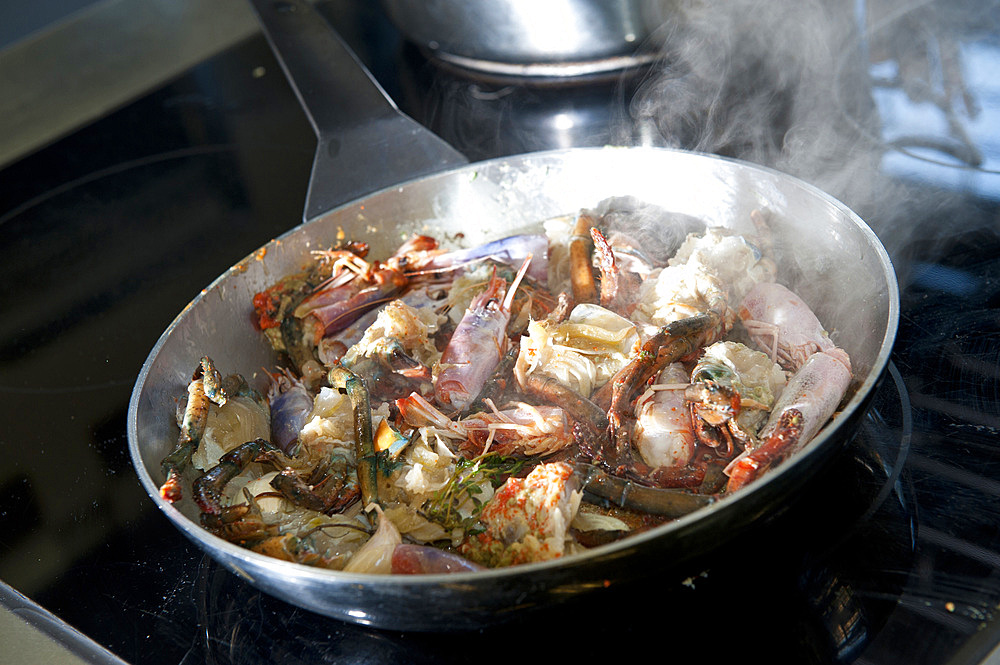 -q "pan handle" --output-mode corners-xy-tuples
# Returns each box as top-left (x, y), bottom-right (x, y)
(247, 0), (469, 222)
